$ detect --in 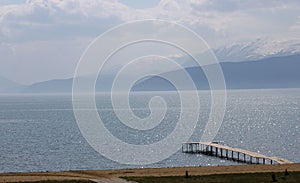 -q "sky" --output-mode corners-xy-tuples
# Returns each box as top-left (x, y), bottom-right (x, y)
(0, 0), (299, 85)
